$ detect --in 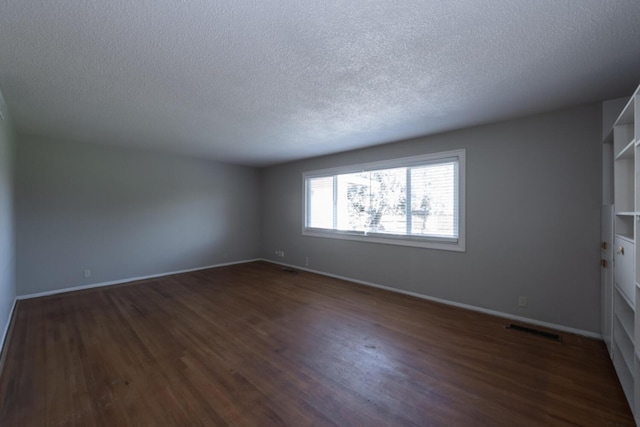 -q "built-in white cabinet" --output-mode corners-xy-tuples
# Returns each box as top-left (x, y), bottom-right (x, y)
(602, 205), (614, 353)
(604, 83), (640, 425)
(615, 236), (635, 303)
